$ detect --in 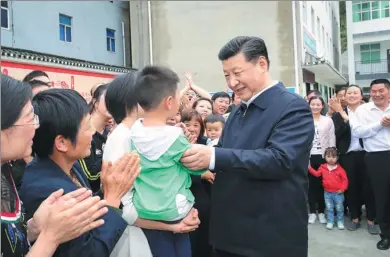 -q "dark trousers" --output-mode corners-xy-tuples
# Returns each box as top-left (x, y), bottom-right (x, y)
(214, 249), (247, 257)
(143, 228), (191, 257)
(365, 151), (390, 239)
(341, 151), (376, 221)
(308, 154), (325, 213)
